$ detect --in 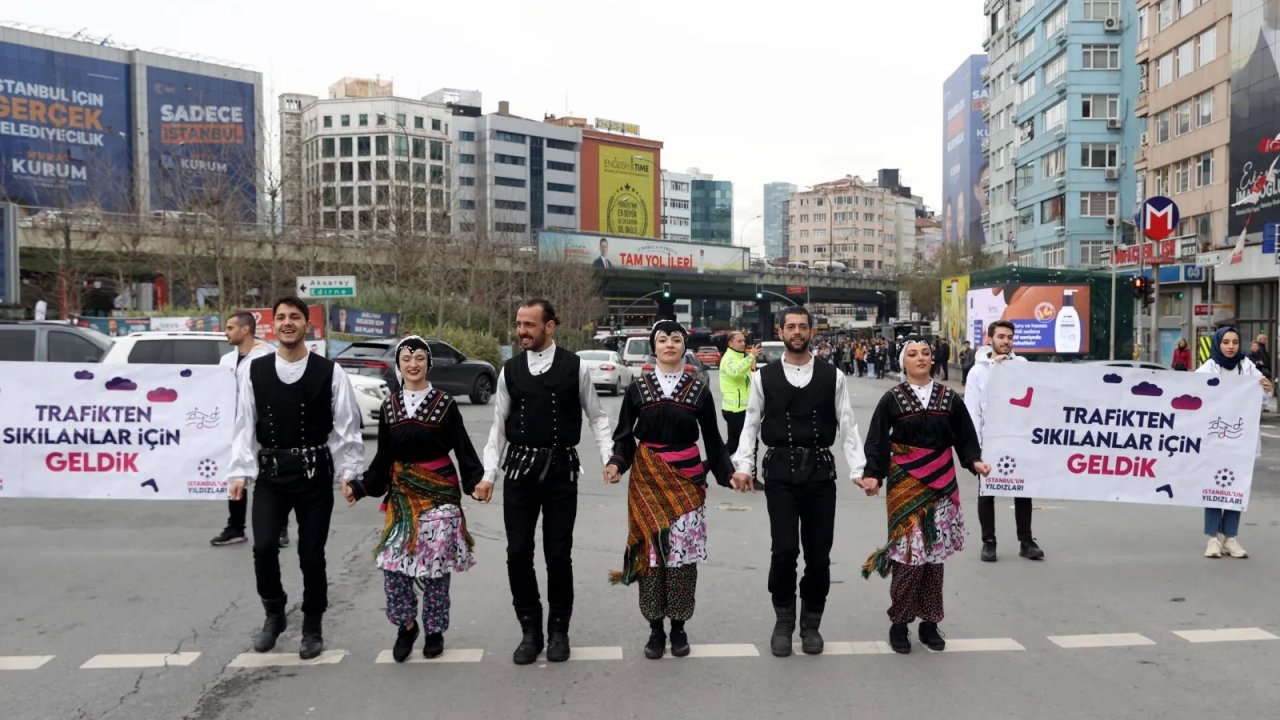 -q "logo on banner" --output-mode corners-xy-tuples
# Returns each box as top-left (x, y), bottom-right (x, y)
(1207, 416), (1245, 439)
(1213, 468), (1236, 489)
(985, 454), (1026, 493)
